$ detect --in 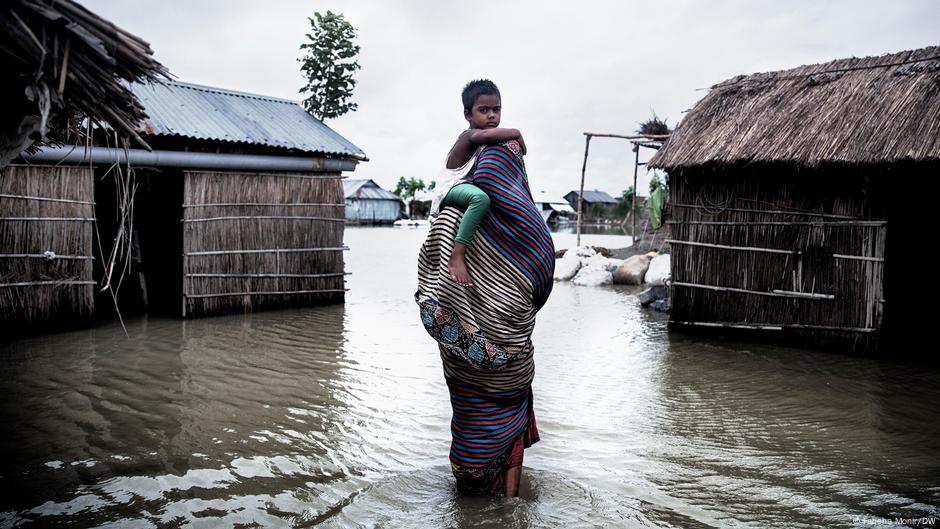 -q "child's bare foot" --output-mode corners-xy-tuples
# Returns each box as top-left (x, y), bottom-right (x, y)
(449, 243), (473, 287)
